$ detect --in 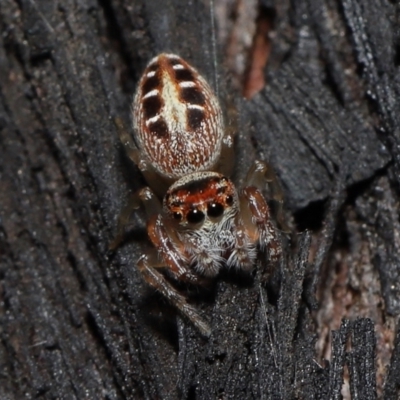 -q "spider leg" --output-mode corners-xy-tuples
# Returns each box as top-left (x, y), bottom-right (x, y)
(147, 215), (208, 286)
(139, 215), (211, 336)
(240, 186), (282, 263)
(245, 160), (289, 232)
(109, 187), (161, 250)
(114, 117), (141, 164)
